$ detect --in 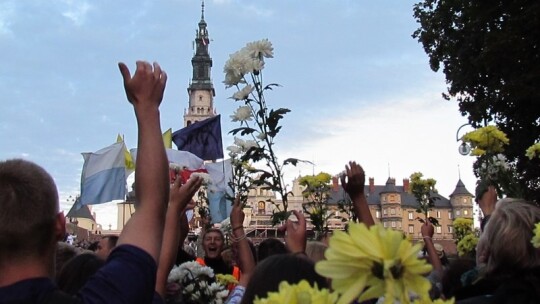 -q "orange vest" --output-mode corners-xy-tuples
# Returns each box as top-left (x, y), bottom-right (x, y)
(195, 257), (241, 288)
